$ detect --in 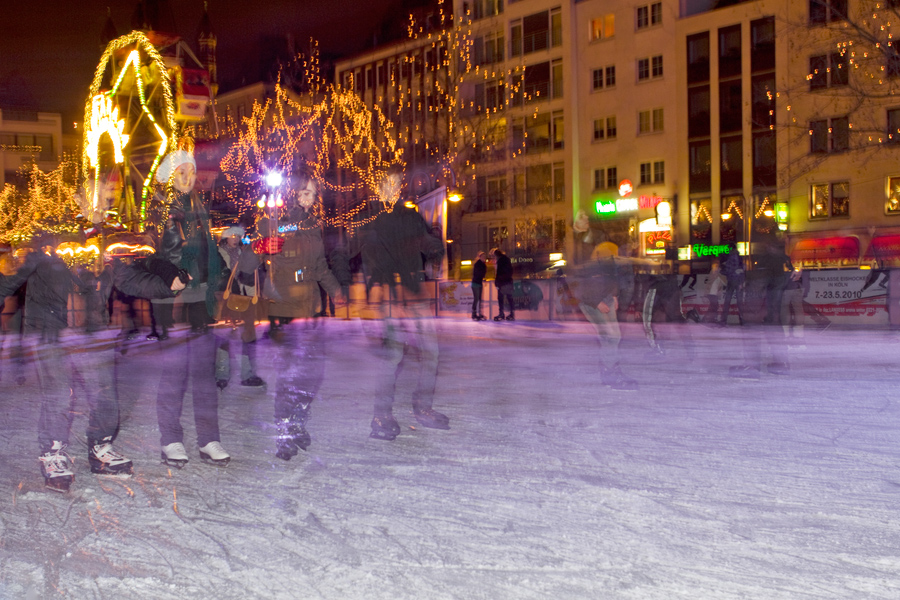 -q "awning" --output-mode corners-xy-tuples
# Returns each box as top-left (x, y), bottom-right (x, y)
(863, 235), (900, 261)
(790, 236), (859, 262)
